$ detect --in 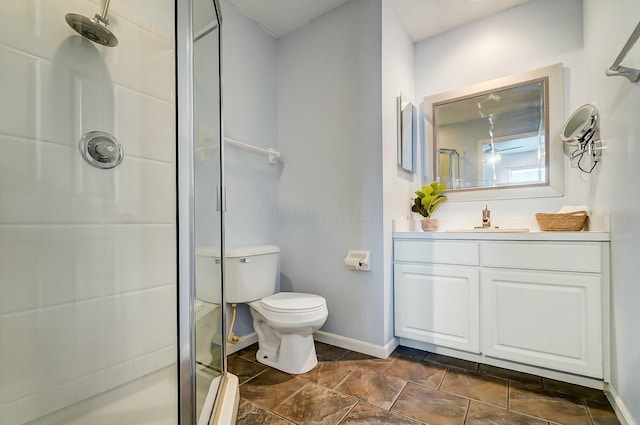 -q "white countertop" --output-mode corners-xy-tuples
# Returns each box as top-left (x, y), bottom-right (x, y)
(393, 230), (610, 242)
